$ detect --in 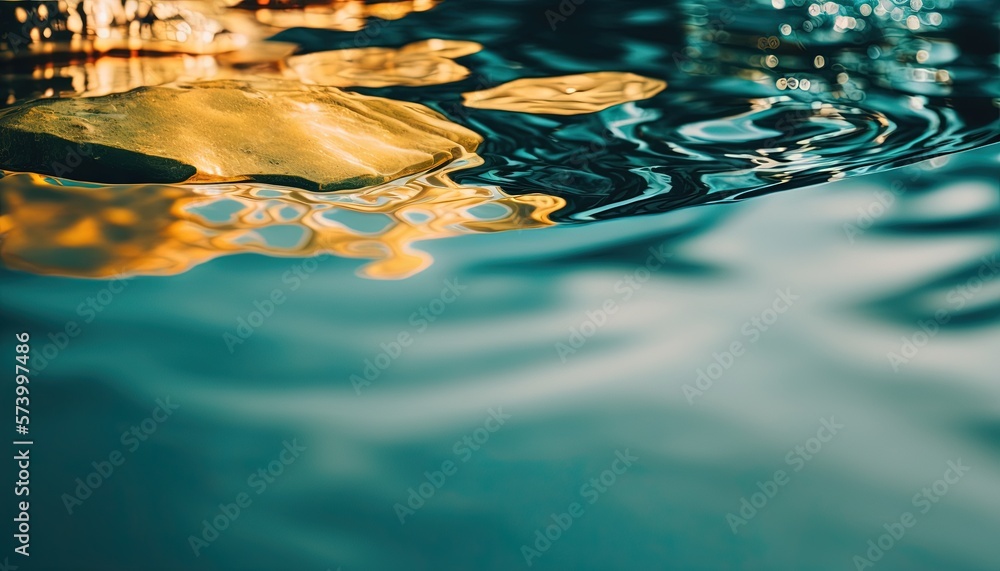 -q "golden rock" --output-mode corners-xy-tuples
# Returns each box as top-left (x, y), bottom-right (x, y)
(0, 79), (482, 191)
